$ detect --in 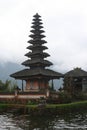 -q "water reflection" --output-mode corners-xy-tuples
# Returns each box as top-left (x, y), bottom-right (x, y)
(12, 112), (87, 130)
(0, 112), (87, 130)
(0, 113), (22, 130)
